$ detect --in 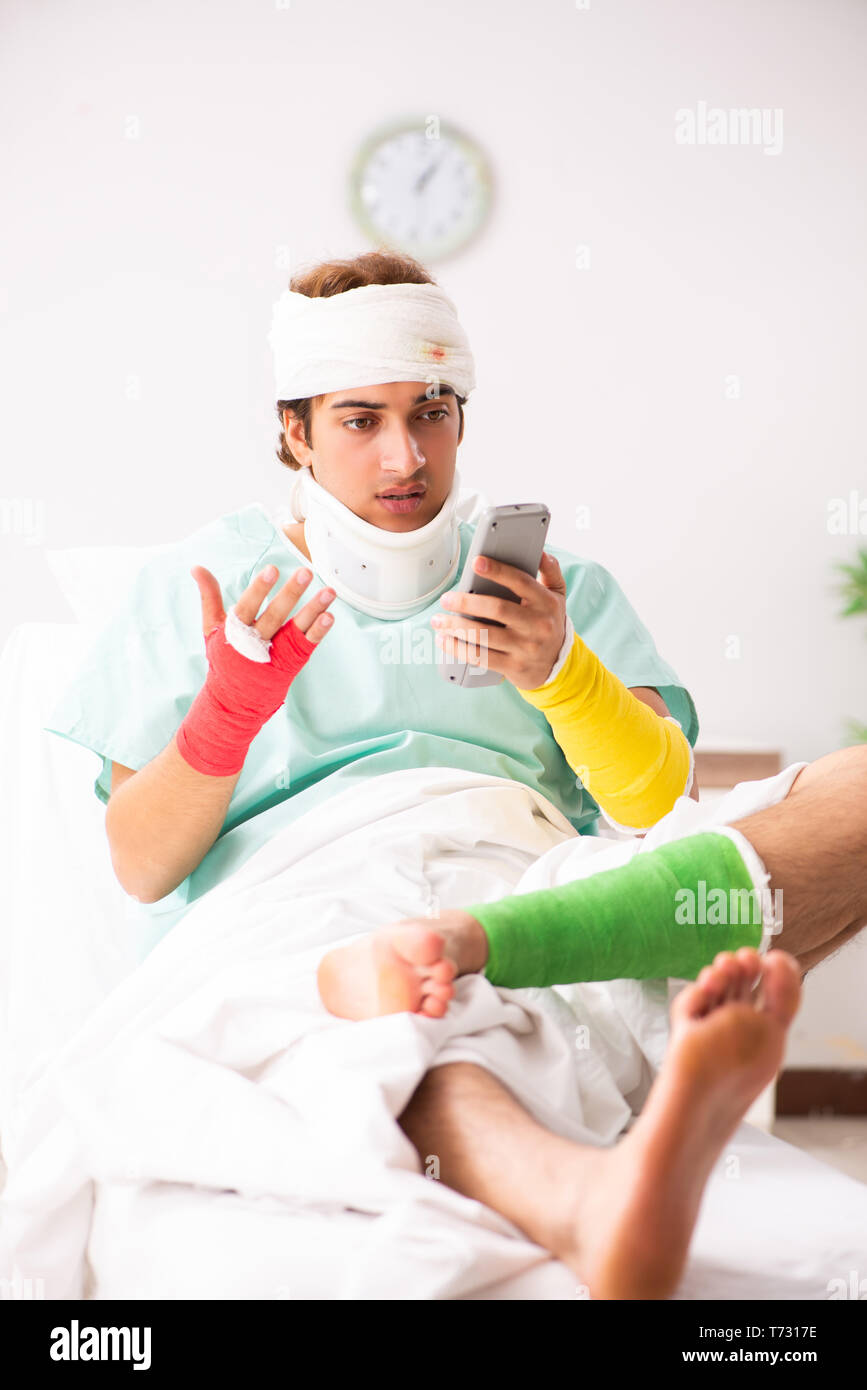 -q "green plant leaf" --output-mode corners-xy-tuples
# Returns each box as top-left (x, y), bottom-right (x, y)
(832, 548), (867, 618)
(843, 718), (867, 745)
